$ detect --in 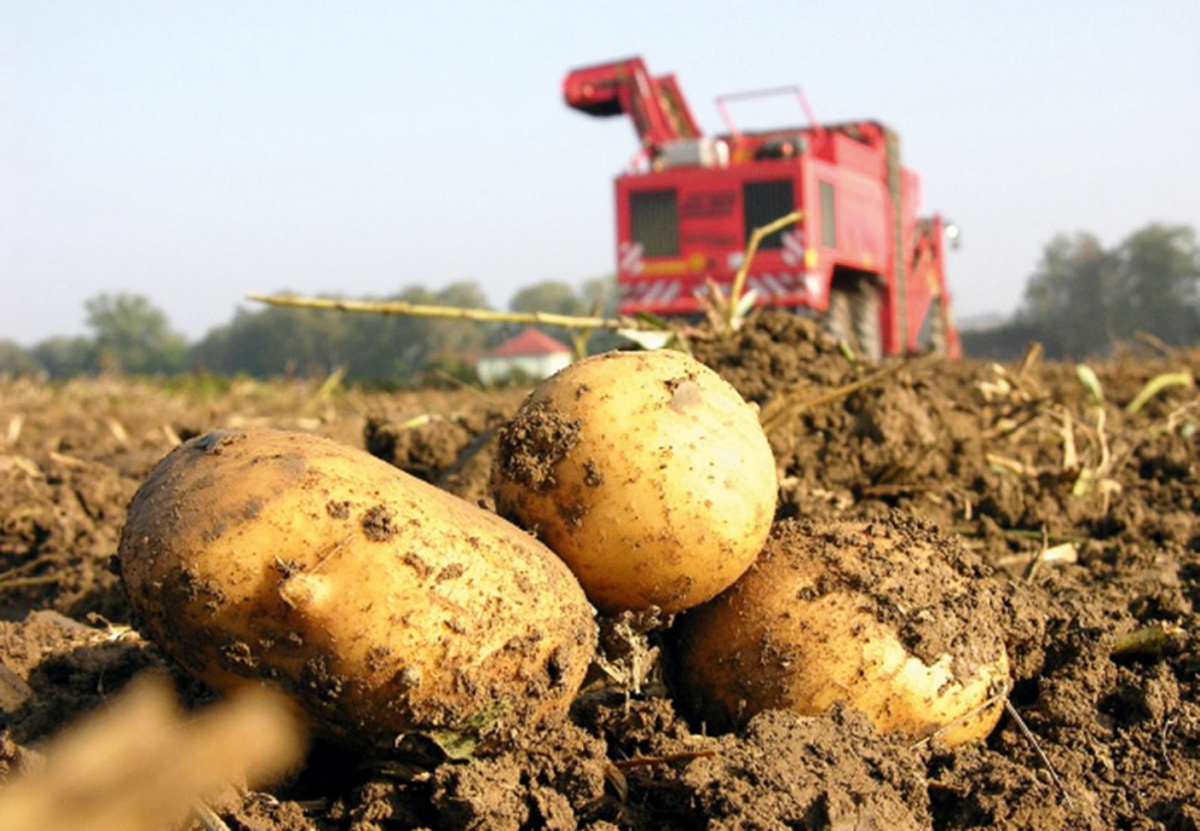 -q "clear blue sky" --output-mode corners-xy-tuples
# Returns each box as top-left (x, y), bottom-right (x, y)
(3, 1), (1198, 346)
